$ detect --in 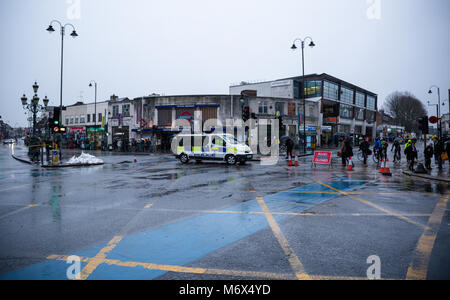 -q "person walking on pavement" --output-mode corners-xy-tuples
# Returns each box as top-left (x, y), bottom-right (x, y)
(405, 140), (417, 171)
(359, 138), (370, 165)
(391, 139), (402, 163)
(433, 137), (444, 170)
(341, 137), (353, 166)
(285, 137), (295, 160)
(381, 138), (389, 162)
(424, 143), (434, 170)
